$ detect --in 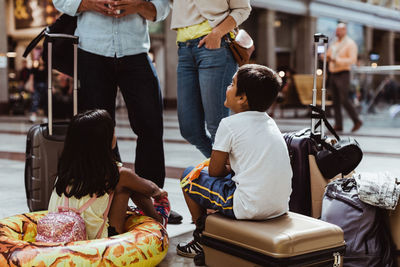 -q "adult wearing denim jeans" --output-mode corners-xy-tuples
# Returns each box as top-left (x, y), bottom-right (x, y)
(171, 0), (251, 158)
(52, 0), (182, 223)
